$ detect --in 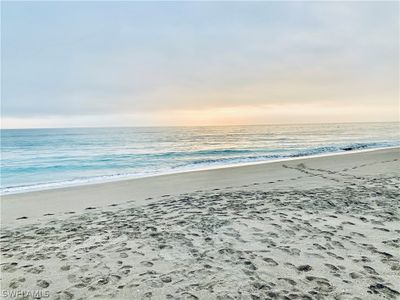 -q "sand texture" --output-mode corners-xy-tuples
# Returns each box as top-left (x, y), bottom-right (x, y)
(1, 148), (399, 299)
